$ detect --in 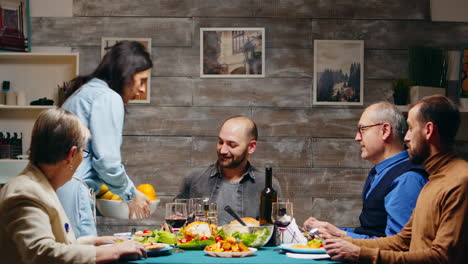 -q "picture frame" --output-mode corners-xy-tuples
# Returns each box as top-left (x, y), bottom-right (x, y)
(459, 45), (468, 98)
(313, 40), (364, 106)
(200, 27), (265, 78)
(0, 0), (30, 52)
(101, 37), (152, 103)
